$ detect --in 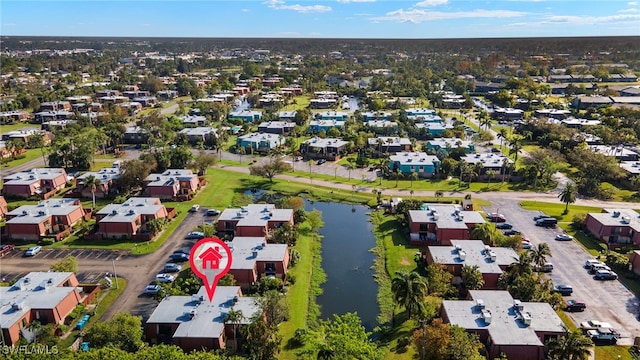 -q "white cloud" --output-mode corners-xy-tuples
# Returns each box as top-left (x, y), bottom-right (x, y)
(415, 0), (448, 7)
(372, 8), (526, 23)
(507, 12), (640, 27)
(628, 1), (638, 5)
(241, 8), (250, 12)
(619, 8), (639, 13)
(264, 0), (332, 13)
(337, 0), (376, 3)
